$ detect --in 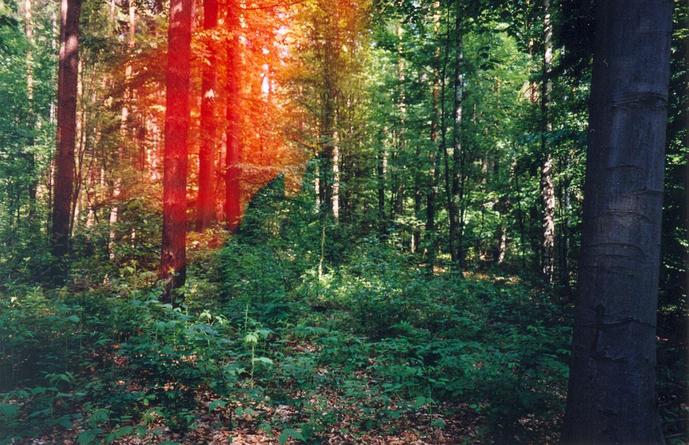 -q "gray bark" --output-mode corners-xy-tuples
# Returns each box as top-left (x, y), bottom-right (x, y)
(562, 1), (673, 443)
